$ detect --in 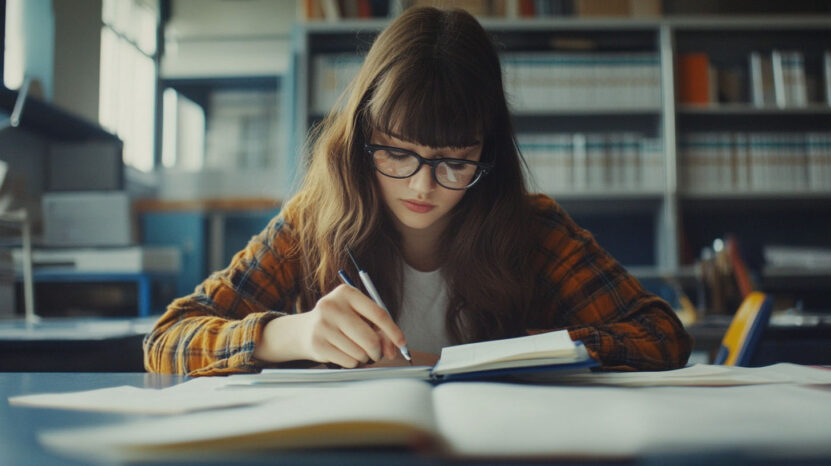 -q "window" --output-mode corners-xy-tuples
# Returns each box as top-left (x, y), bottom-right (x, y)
(99, 0), (158, 172)
(3, 0), (24, 91)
